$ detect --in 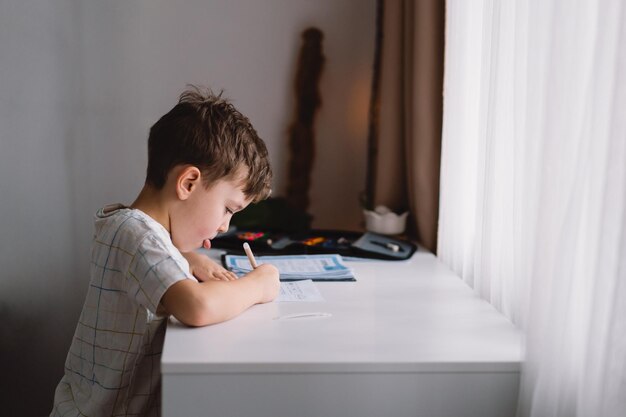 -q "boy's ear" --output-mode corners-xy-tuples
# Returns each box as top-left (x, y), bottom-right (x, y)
(176, 166), (202, 200)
